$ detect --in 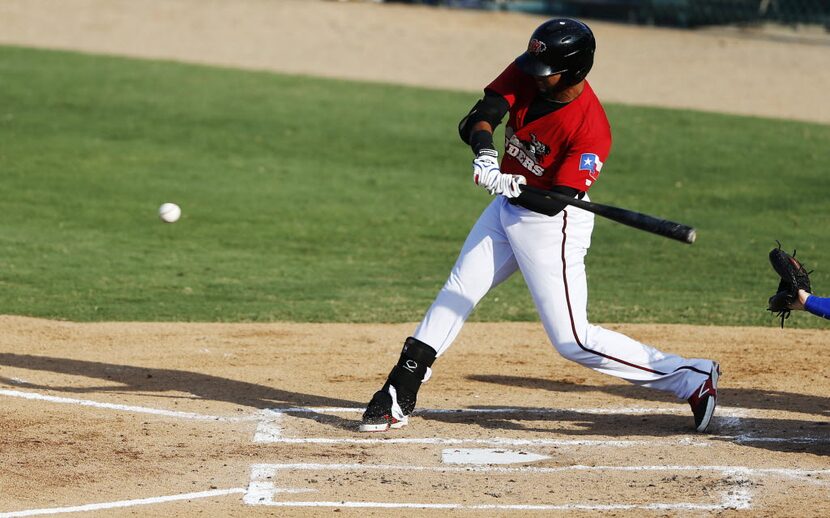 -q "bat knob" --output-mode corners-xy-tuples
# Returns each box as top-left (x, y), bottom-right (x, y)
(686, 229), (697, 244)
